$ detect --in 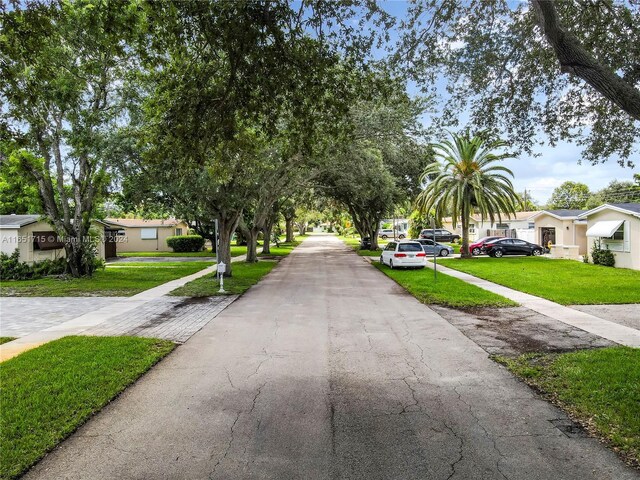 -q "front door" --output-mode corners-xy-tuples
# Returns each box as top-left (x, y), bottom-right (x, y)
(541, 227), (555, 247)
(104, 229), (118, 259)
